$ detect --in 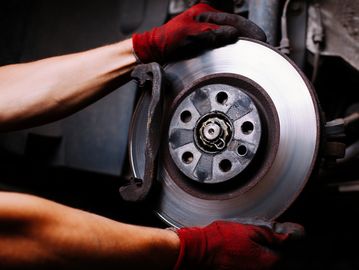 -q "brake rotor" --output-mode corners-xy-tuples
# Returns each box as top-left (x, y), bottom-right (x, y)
(129, 39), (321, 228)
